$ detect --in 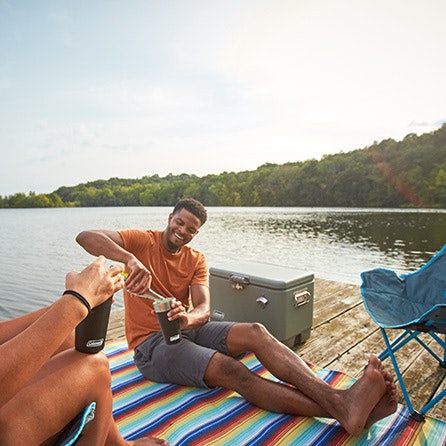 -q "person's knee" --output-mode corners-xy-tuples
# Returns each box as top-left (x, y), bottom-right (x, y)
(248, 322), (269, 335)
(227, 322), (274, 356)
(78, 352), (111, 387)
(240, 322), (273, 344)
